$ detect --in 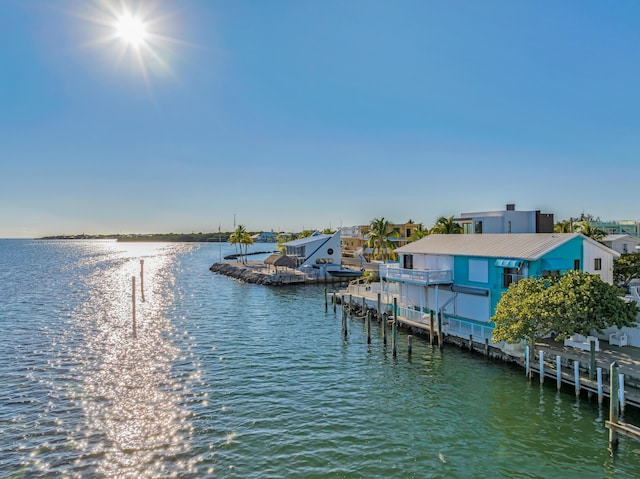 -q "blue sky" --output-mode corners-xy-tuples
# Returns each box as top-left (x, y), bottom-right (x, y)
(1, 0), (639, 237)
